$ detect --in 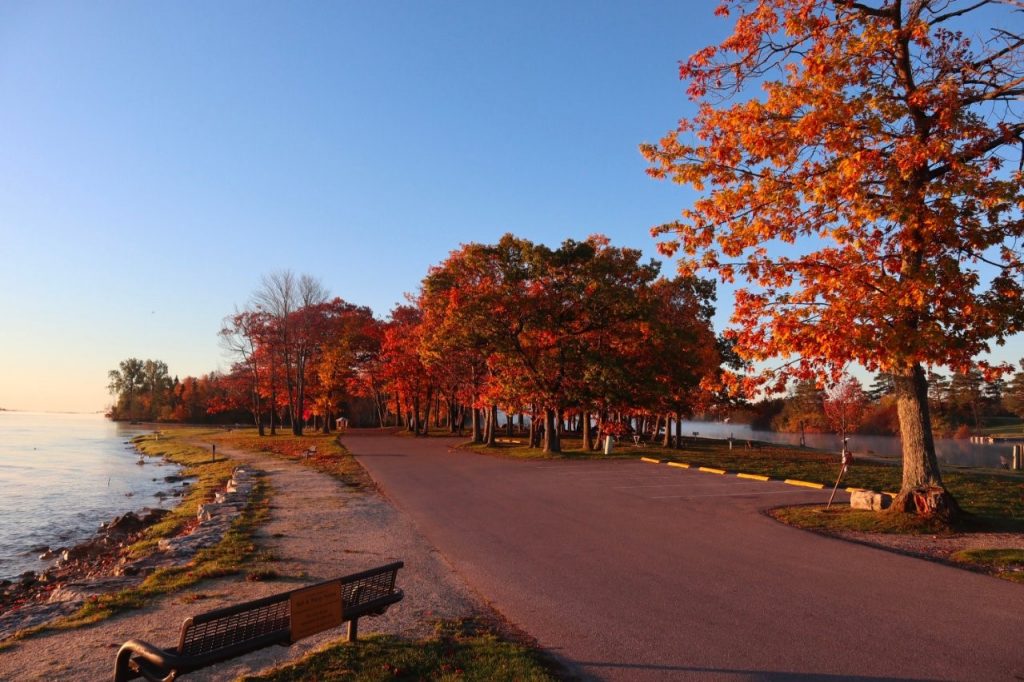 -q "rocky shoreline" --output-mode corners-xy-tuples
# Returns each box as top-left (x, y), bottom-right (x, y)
(0, 465), (260, 640)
